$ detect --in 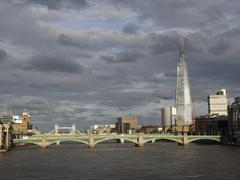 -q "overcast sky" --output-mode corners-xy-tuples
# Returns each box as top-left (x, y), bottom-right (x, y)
(0, 0), (240, 130)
